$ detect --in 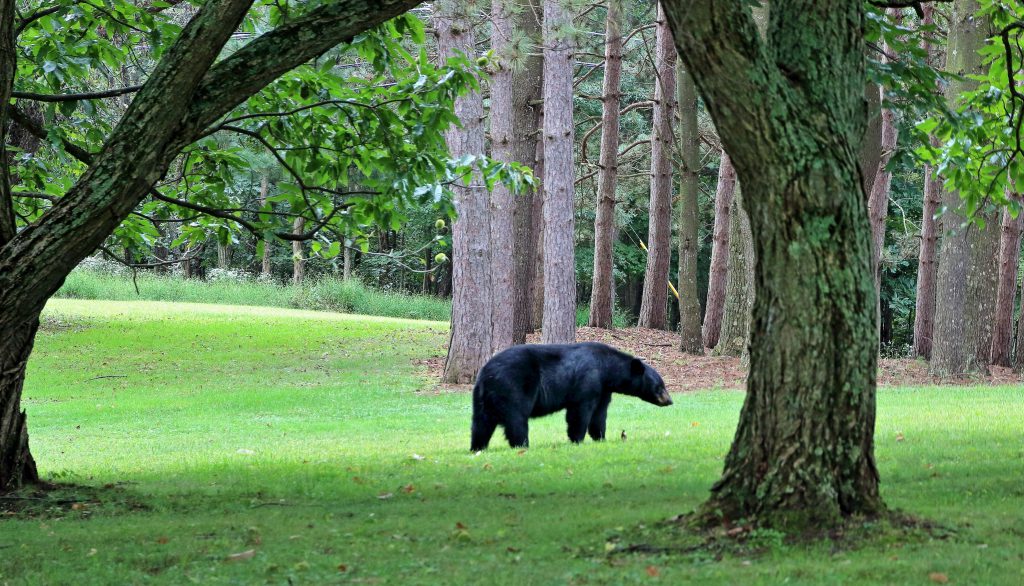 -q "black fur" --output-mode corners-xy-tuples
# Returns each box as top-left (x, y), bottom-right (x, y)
(470, 342), (672, 451)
